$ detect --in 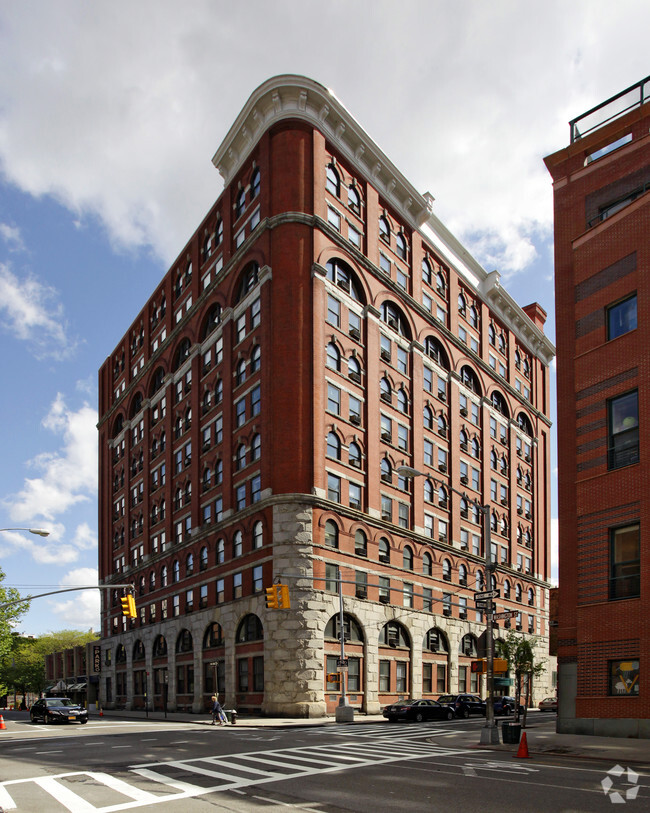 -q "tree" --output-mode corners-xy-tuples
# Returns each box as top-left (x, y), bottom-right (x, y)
(0, 566), (30, 696)
(2, 634), (46, 705)
(495, 630), (546, 727)
(35, 629), (99, 657)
